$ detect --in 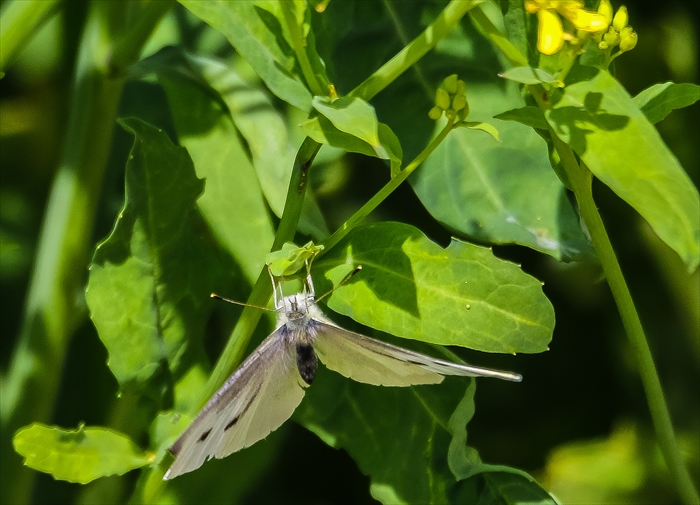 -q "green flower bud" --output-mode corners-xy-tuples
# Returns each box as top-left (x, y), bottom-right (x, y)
(455, 79), (466, 96)
(442, 74), (458, 94)
(457, 101), (470, 121)
(428, 106), (443, 120)
(435, 88), (451, 110)
(603, 27), (620, 46)
(598, 41), (609, 50)
(613, 6), (628, 31)
(619, 26), (637, 51)
(445, 109), (456, 120)
(452, 94), (467, 112)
